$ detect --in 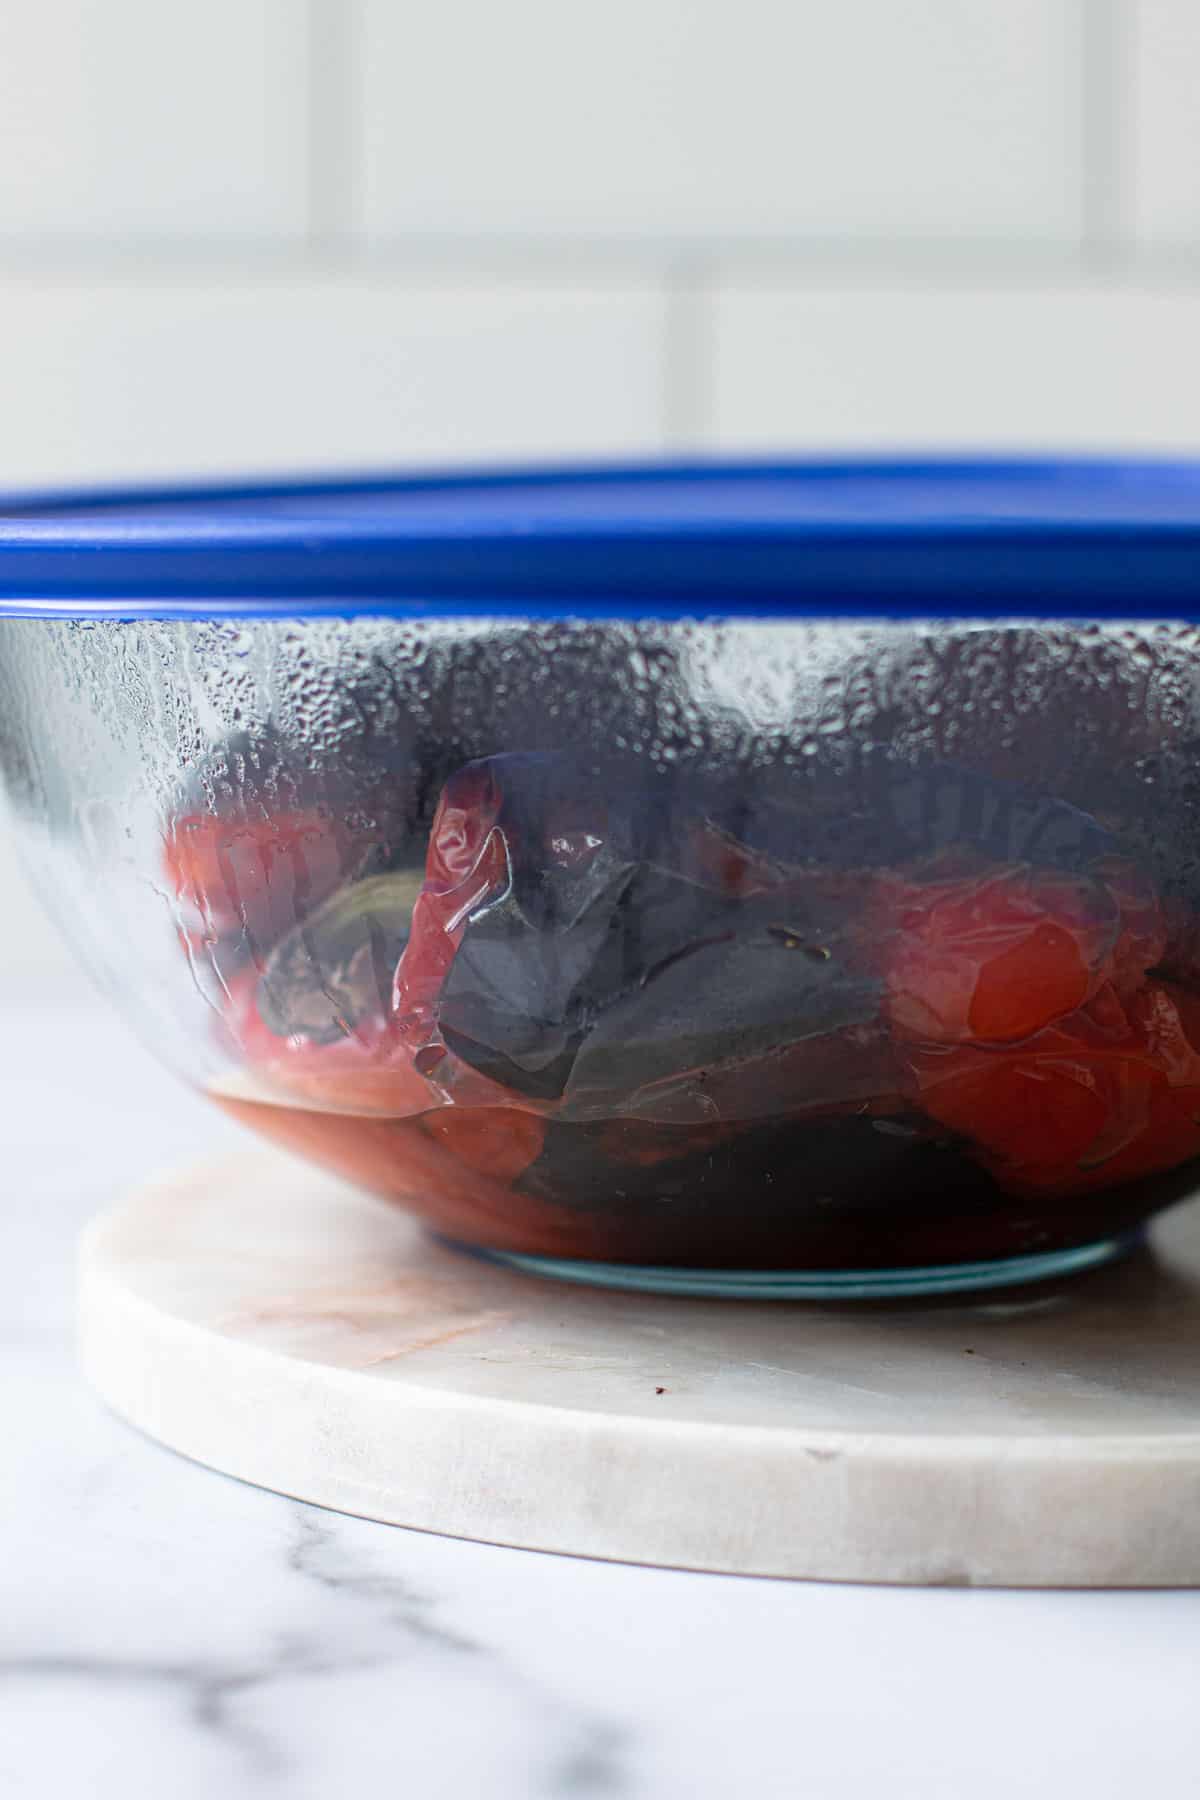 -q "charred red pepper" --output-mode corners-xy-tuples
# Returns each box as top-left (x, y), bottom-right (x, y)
(165, 808), (357, 956)
(905, 980), (1200, 1196)
(195, 747), (1200, 1251)
(873, 857), (1157, 1046)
